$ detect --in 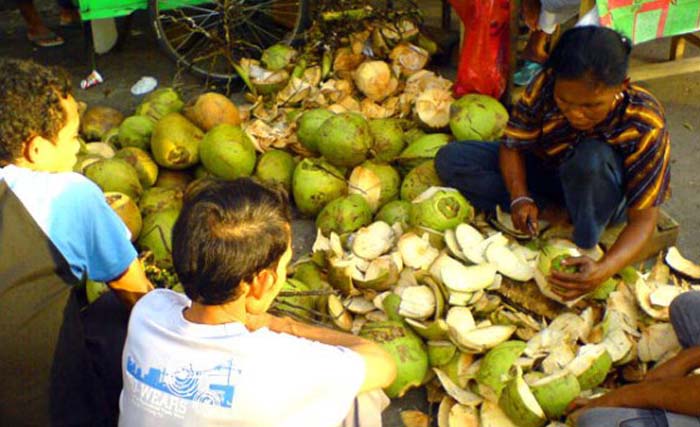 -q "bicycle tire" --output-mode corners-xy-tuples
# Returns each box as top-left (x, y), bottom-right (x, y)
(149, 0), (309, 82)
